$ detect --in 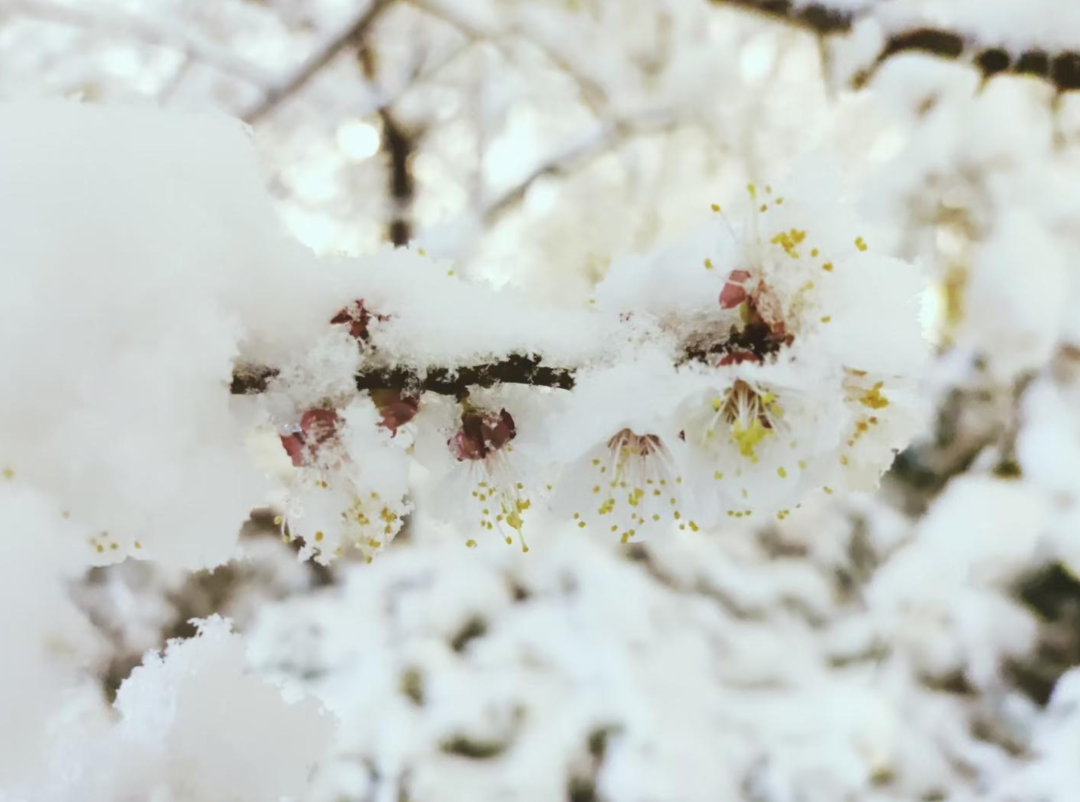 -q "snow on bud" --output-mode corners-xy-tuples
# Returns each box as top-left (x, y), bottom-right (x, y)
(279, 407), (343, 468)
(330, 298), (386, 342)
(272, 399), (410, 564)
(450, 407), (516, 461)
